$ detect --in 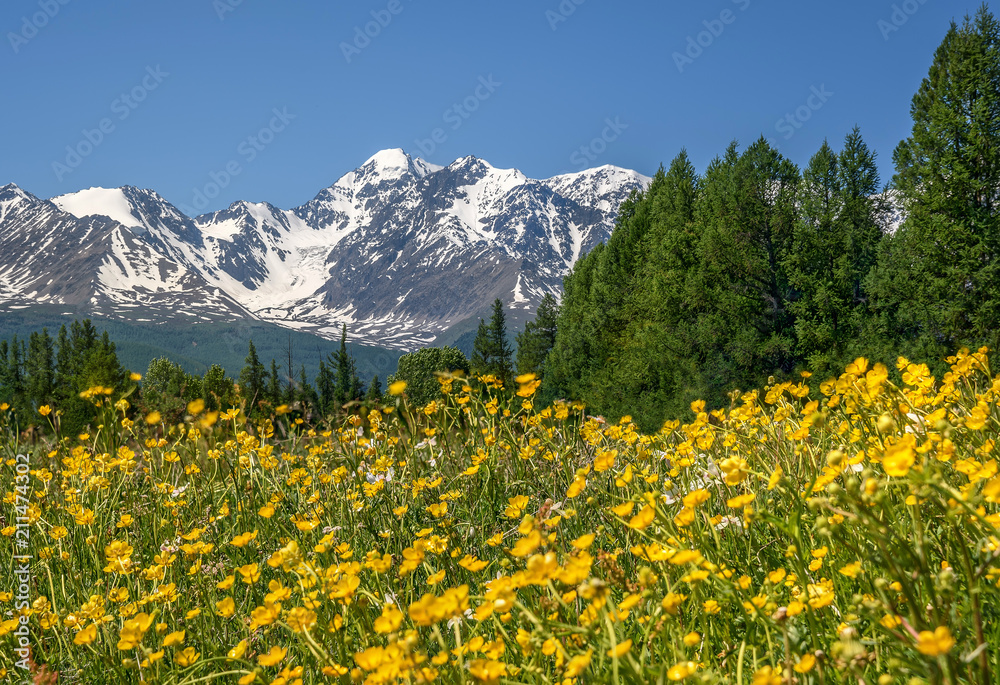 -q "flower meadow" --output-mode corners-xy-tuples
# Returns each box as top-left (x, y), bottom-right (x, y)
(2, 351), (1000, 685)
